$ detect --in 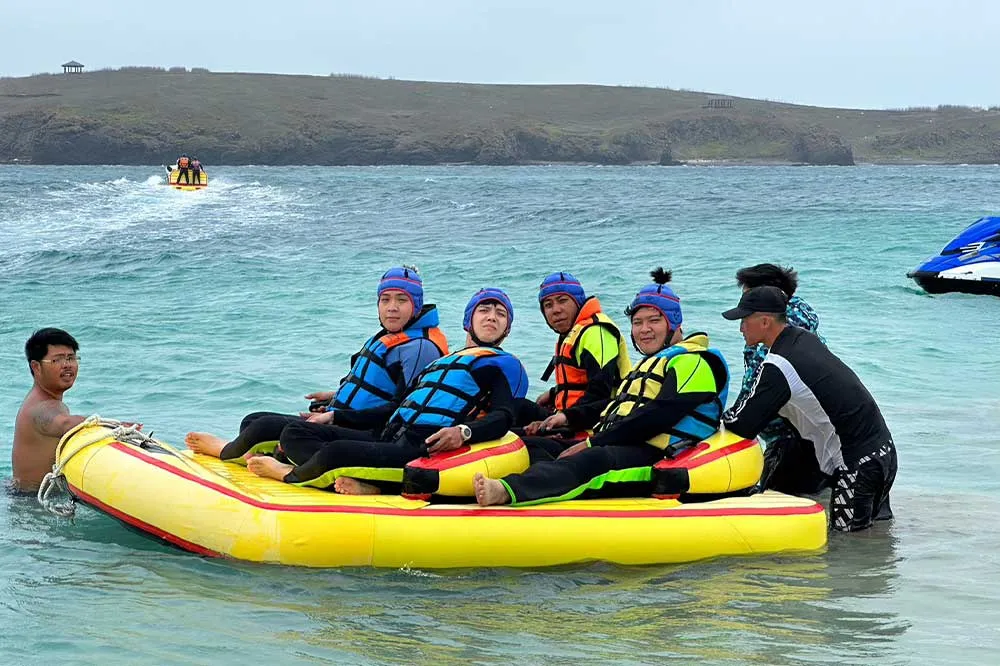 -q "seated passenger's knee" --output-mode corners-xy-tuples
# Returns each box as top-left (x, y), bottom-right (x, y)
(402, 432), (528, 499)
(653, 431), (764, 498)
